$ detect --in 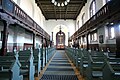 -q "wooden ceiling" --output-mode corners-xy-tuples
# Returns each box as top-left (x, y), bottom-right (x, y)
(35, 0), (87, 20)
